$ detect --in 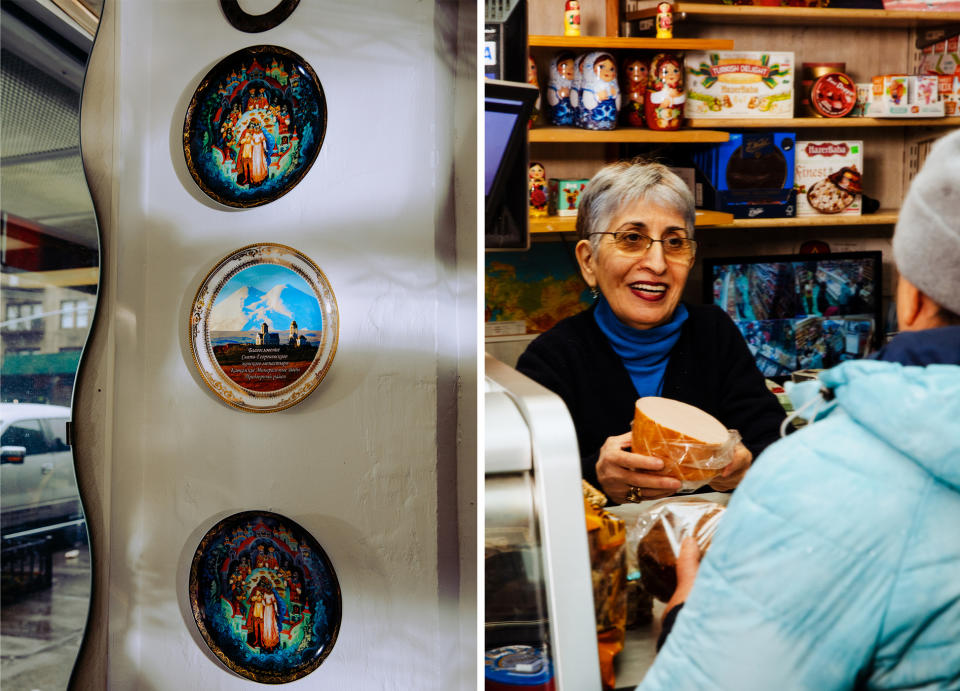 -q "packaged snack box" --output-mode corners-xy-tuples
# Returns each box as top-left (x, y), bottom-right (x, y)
(548, 178), (589, 216)
(795, 140), (863, 216)
(685, 51), (794, 118)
